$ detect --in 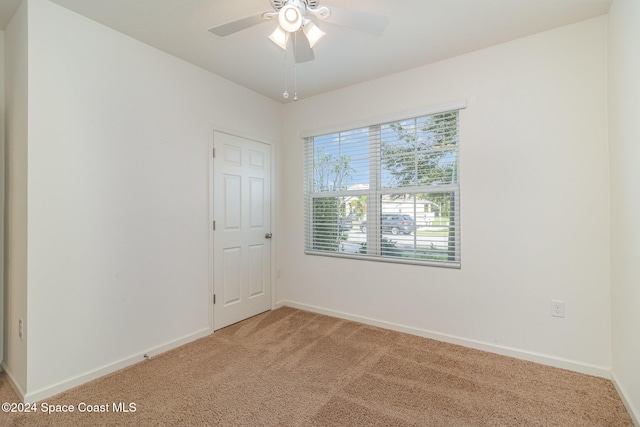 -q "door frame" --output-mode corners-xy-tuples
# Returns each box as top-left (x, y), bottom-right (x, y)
(208, 128), (277, 333)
